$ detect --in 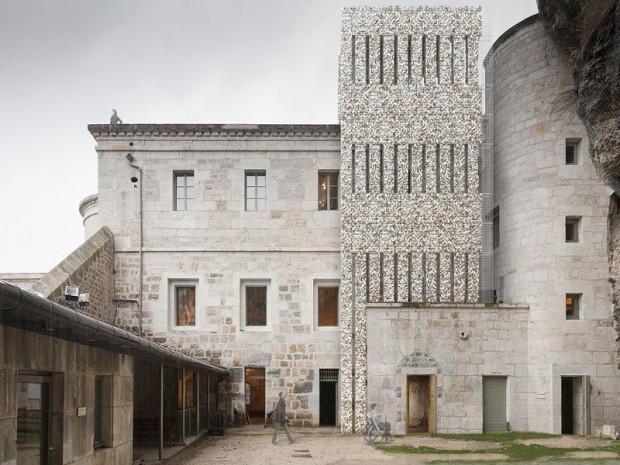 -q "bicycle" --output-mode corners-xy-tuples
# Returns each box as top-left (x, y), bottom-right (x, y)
(363, 413), (393, 444)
